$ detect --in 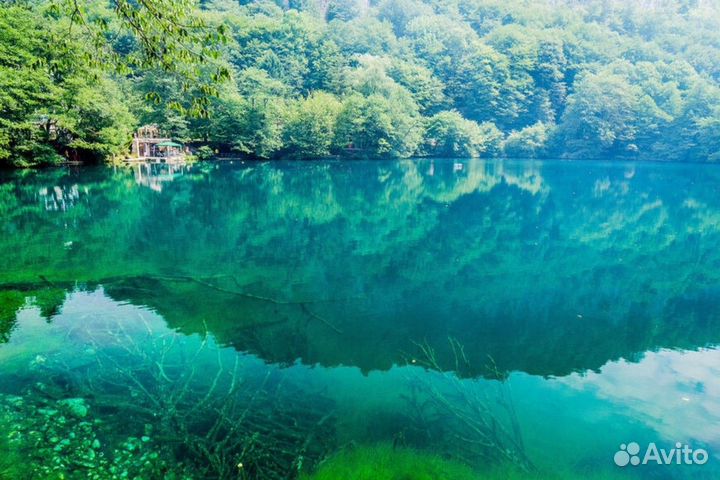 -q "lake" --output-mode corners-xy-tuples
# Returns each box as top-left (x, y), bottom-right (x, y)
(1, 158), (719, 479)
